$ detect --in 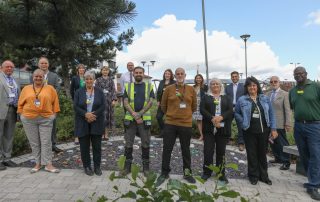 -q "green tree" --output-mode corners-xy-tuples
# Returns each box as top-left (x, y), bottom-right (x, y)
(0, 0), (135, 95)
